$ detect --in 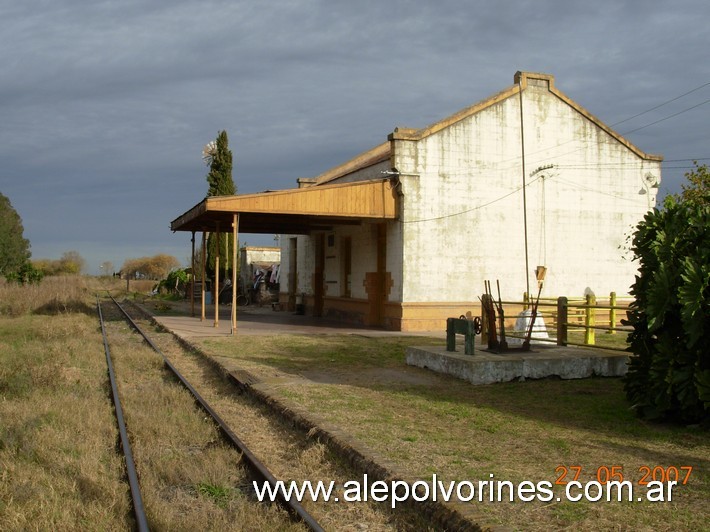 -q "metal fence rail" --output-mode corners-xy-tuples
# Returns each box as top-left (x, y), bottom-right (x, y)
(493, 292), (632, 351)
